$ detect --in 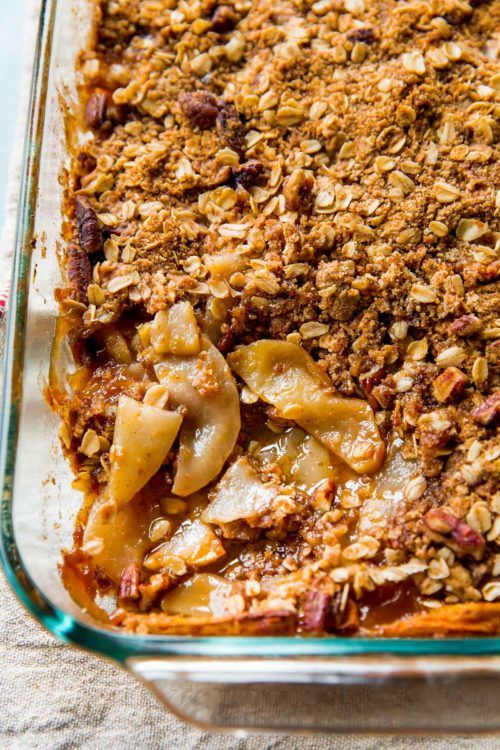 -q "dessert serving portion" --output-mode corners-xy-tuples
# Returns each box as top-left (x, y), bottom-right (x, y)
(50, 0), (500, 636)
